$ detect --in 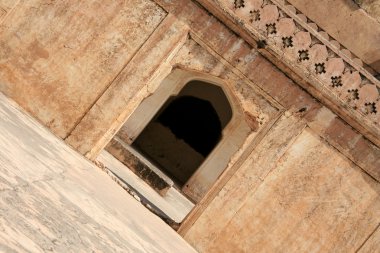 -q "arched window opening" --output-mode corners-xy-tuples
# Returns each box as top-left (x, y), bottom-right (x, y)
(102, 69), (251, 206)
(132, 81), (232, 186)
